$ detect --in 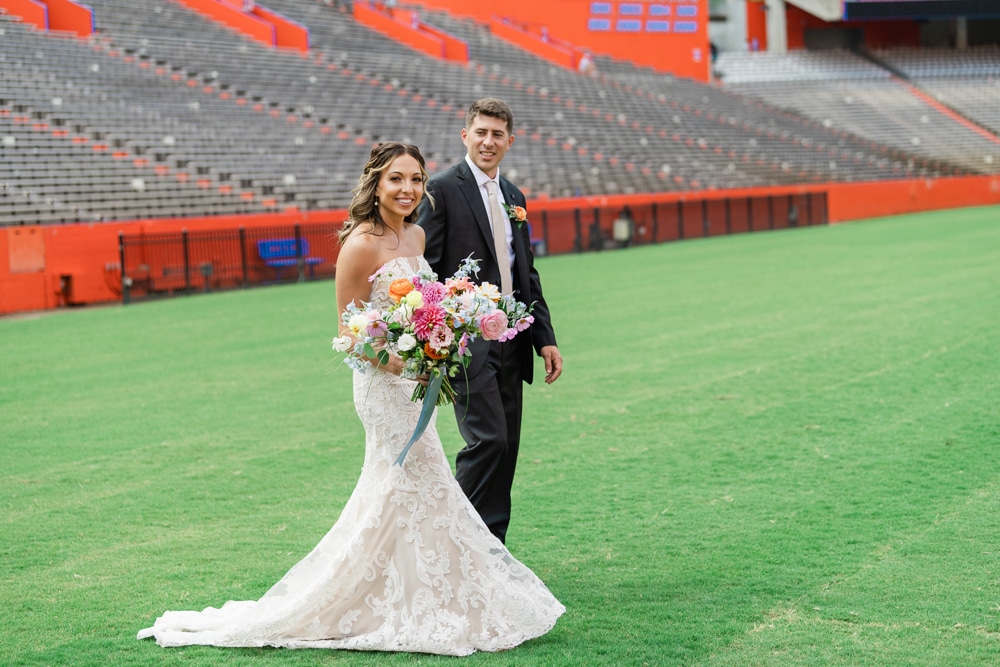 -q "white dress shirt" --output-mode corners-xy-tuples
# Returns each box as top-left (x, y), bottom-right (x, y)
(464, 155), (515, 272)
